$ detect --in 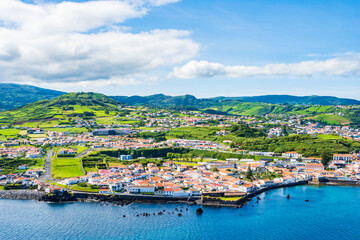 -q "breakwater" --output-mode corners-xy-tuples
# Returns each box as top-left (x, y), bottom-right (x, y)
(0, 190), (45, 200)
(201, 181), (308, 207)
